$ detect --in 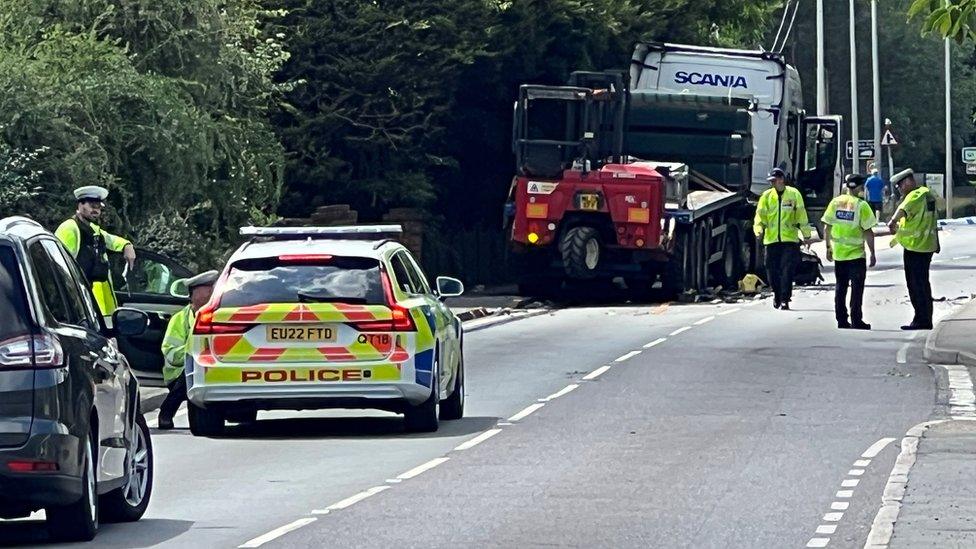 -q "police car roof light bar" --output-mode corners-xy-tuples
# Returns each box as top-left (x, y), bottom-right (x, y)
(240, 225), (404, 240)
